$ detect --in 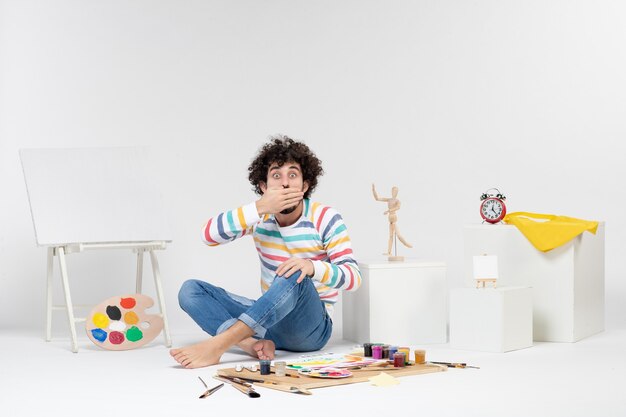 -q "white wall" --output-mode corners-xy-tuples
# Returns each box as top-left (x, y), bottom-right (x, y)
(1, 0), (625, 339)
